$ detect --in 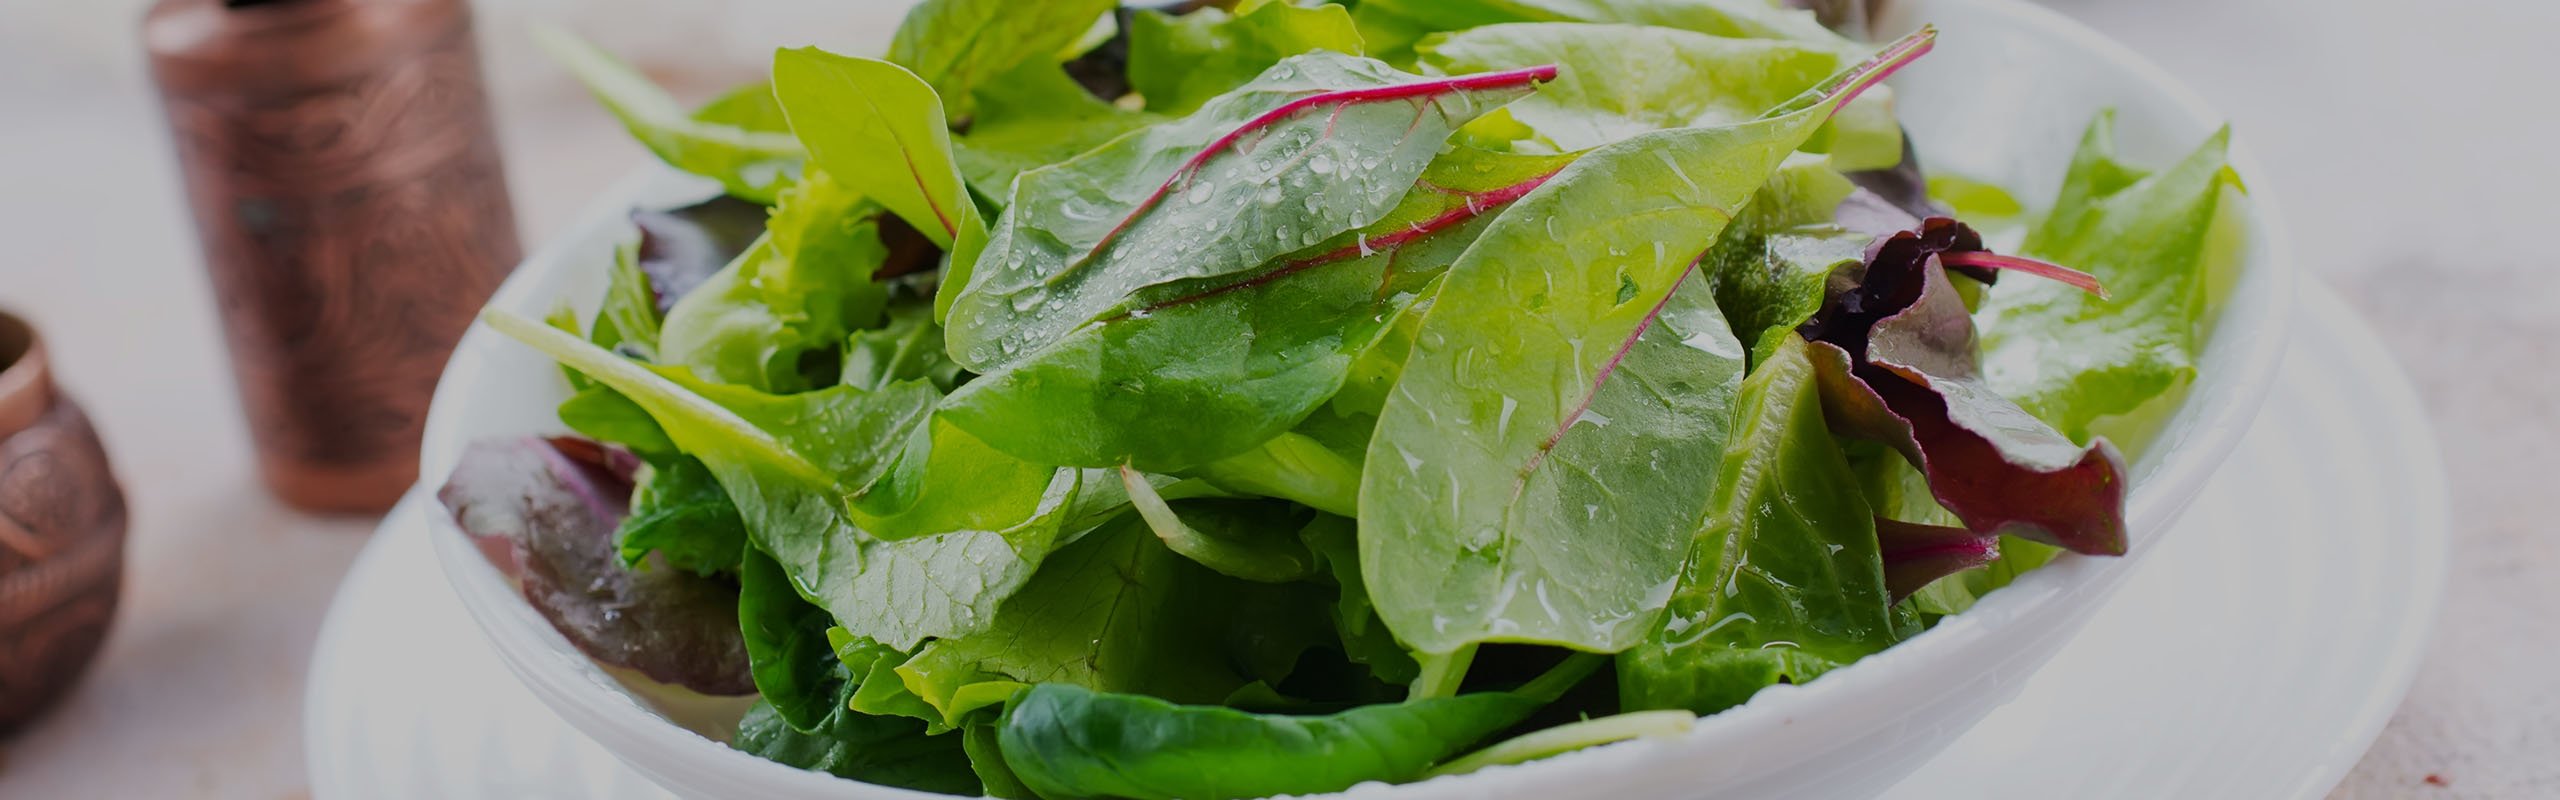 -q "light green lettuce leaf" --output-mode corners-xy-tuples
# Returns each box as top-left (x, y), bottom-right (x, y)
(772, 49), (989, 266)
(886, 0), (1123, 119)
(1980, 111), (2245, 443)
(1128, 0), (1368, 114)
(531, 26), (804, 203)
